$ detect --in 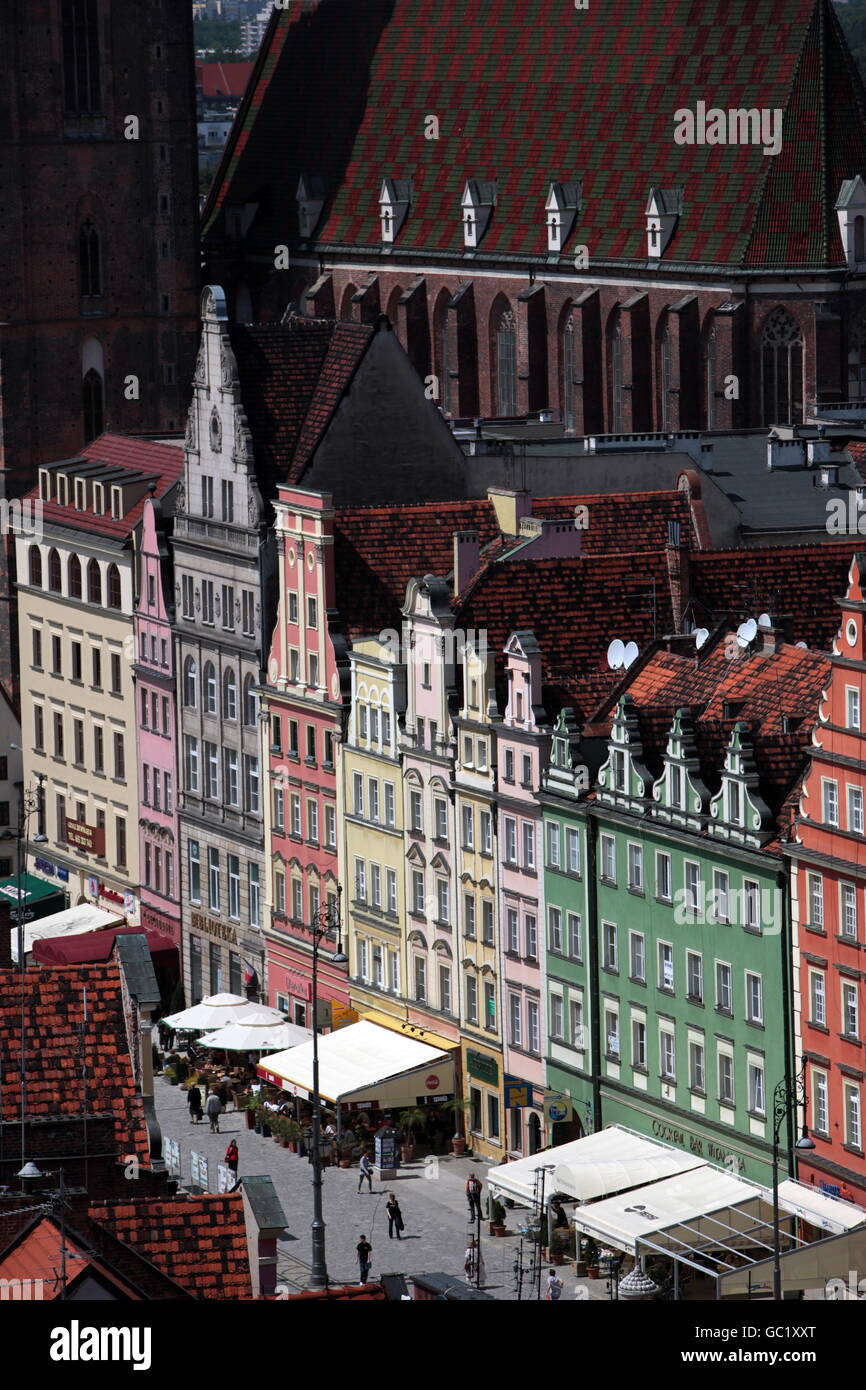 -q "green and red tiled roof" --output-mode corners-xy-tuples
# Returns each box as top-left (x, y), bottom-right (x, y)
(204, 0), (866, 270)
